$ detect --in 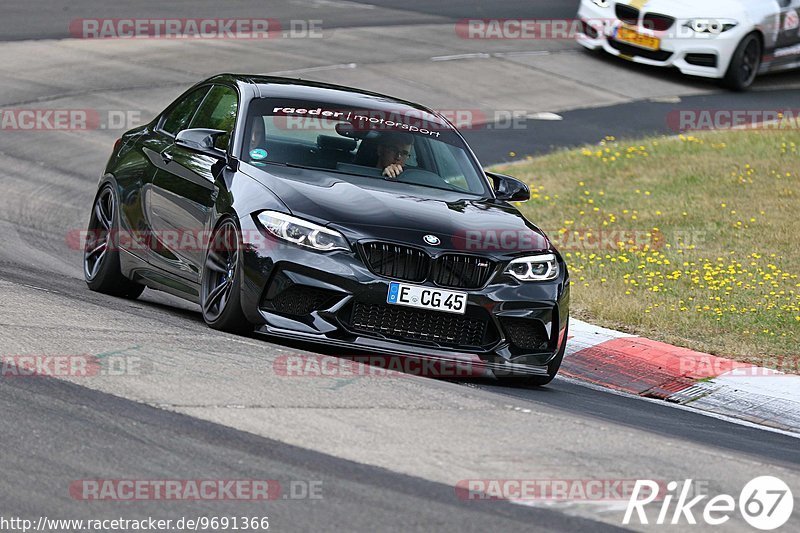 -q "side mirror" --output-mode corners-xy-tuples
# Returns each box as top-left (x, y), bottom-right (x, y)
(175, 128), (228, 158)
(486, 171), (530, 202)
